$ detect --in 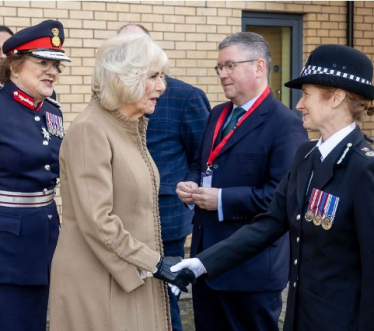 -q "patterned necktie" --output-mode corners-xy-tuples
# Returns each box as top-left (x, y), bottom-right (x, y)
(222, 106), (246, 138)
